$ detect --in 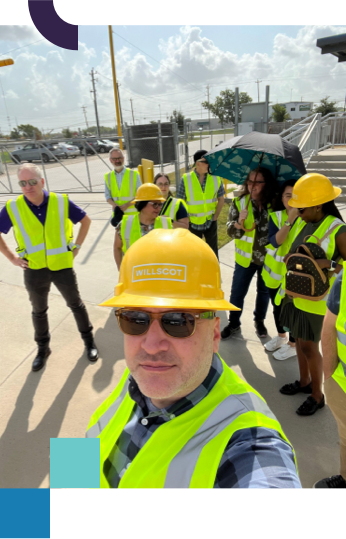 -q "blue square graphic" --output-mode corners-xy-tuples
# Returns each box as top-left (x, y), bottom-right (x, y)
(0, 489), (50, 538)
(50, 438), (100, 488)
